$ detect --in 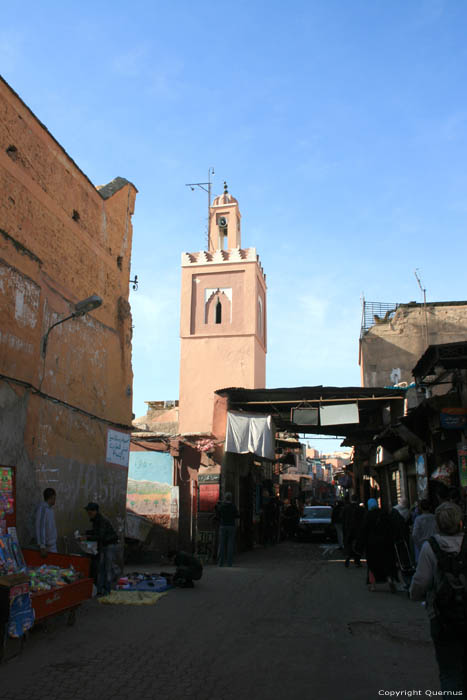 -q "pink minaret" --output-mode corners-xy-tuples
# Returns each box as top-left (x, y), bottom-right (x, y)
(179, 183), (267, 434)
